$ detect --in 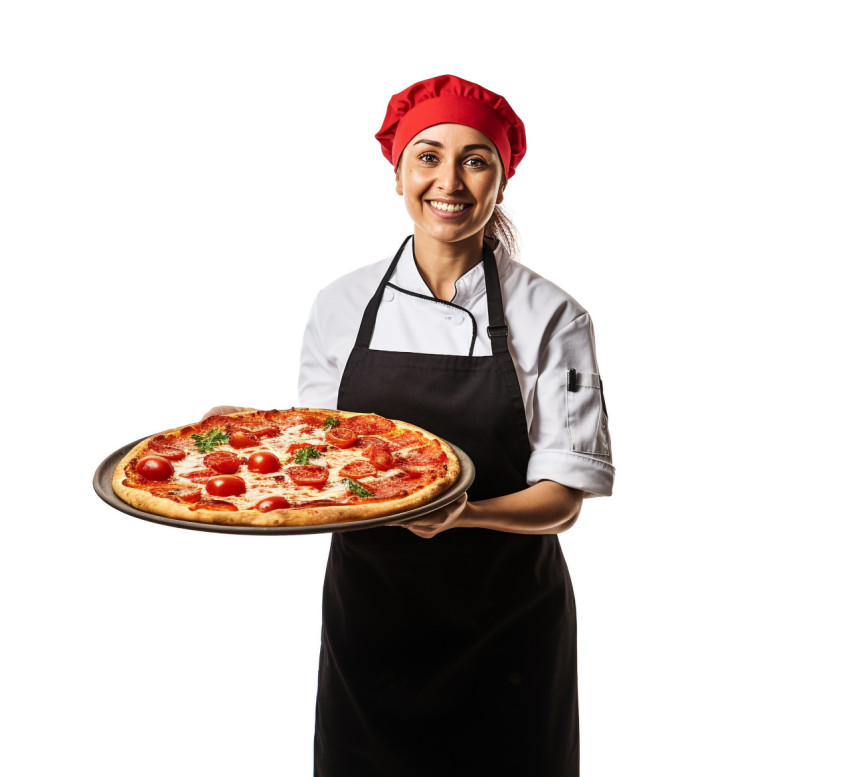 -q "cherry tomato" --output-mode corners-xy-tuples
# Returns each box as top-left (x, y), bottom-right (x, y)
(255, 496), (292, 512)
(205, 475), (246, 497)
(287, 465), (329, 488)
(204, 451), (242, 474)
(229, 431), (259, 449)
(326, 427), (357, 448)
(136, 455), (174, 481)
(248, 451), (281, 474)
